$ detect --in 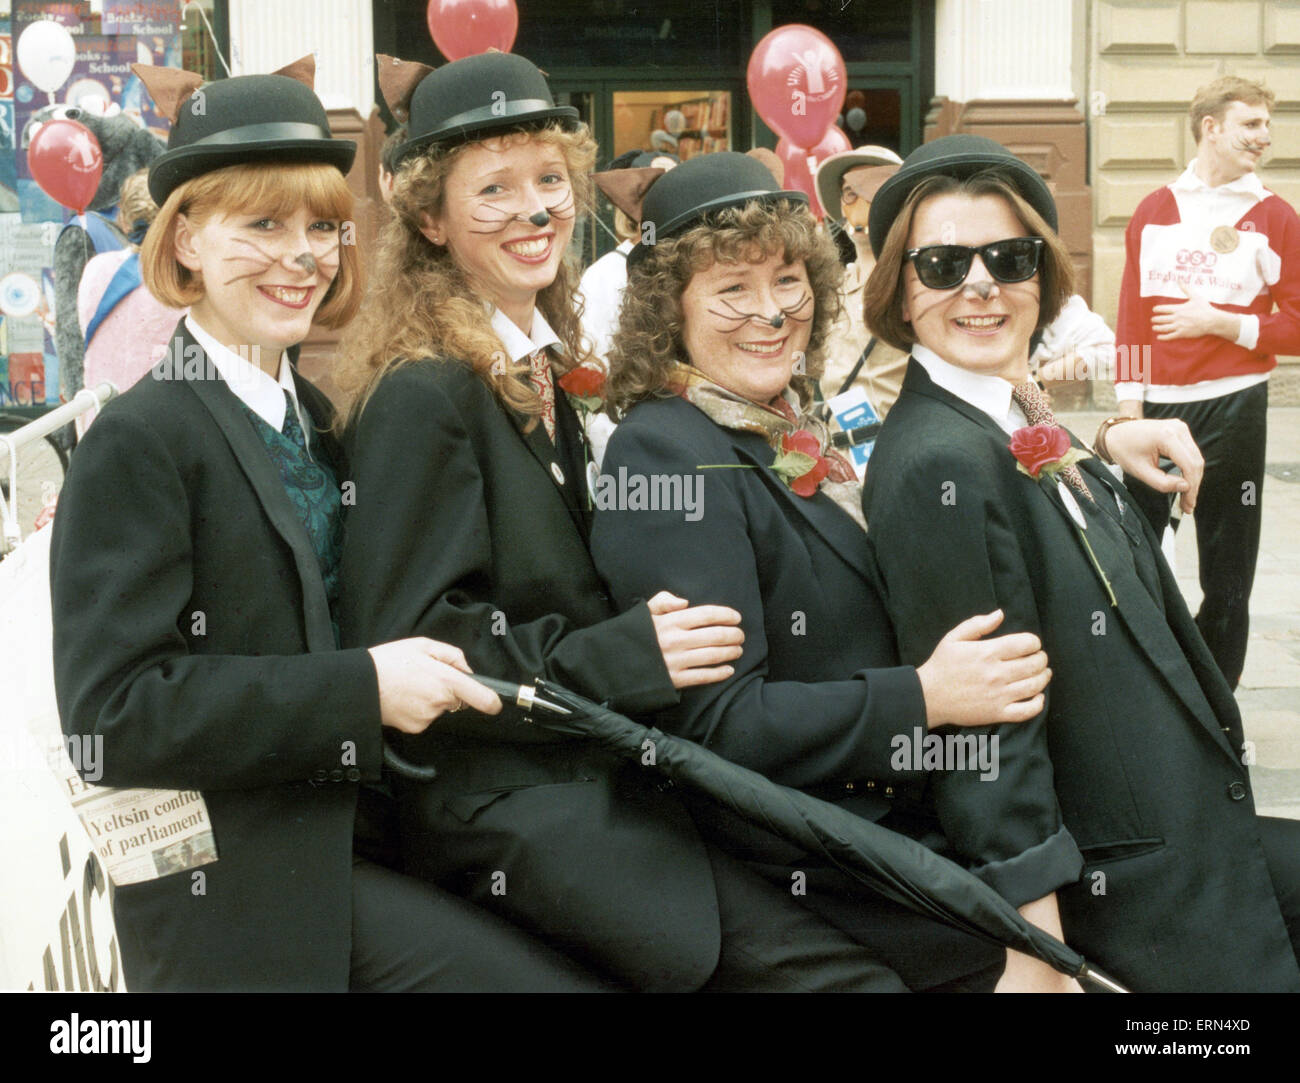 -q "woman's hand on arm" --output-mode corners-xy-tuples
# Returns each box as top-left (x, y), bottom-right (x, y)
(646, 590), (744, 690)
(368, 638), (503, 734)
(916, 609), (1050, 728)
(1103, 416), (1203, 514)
